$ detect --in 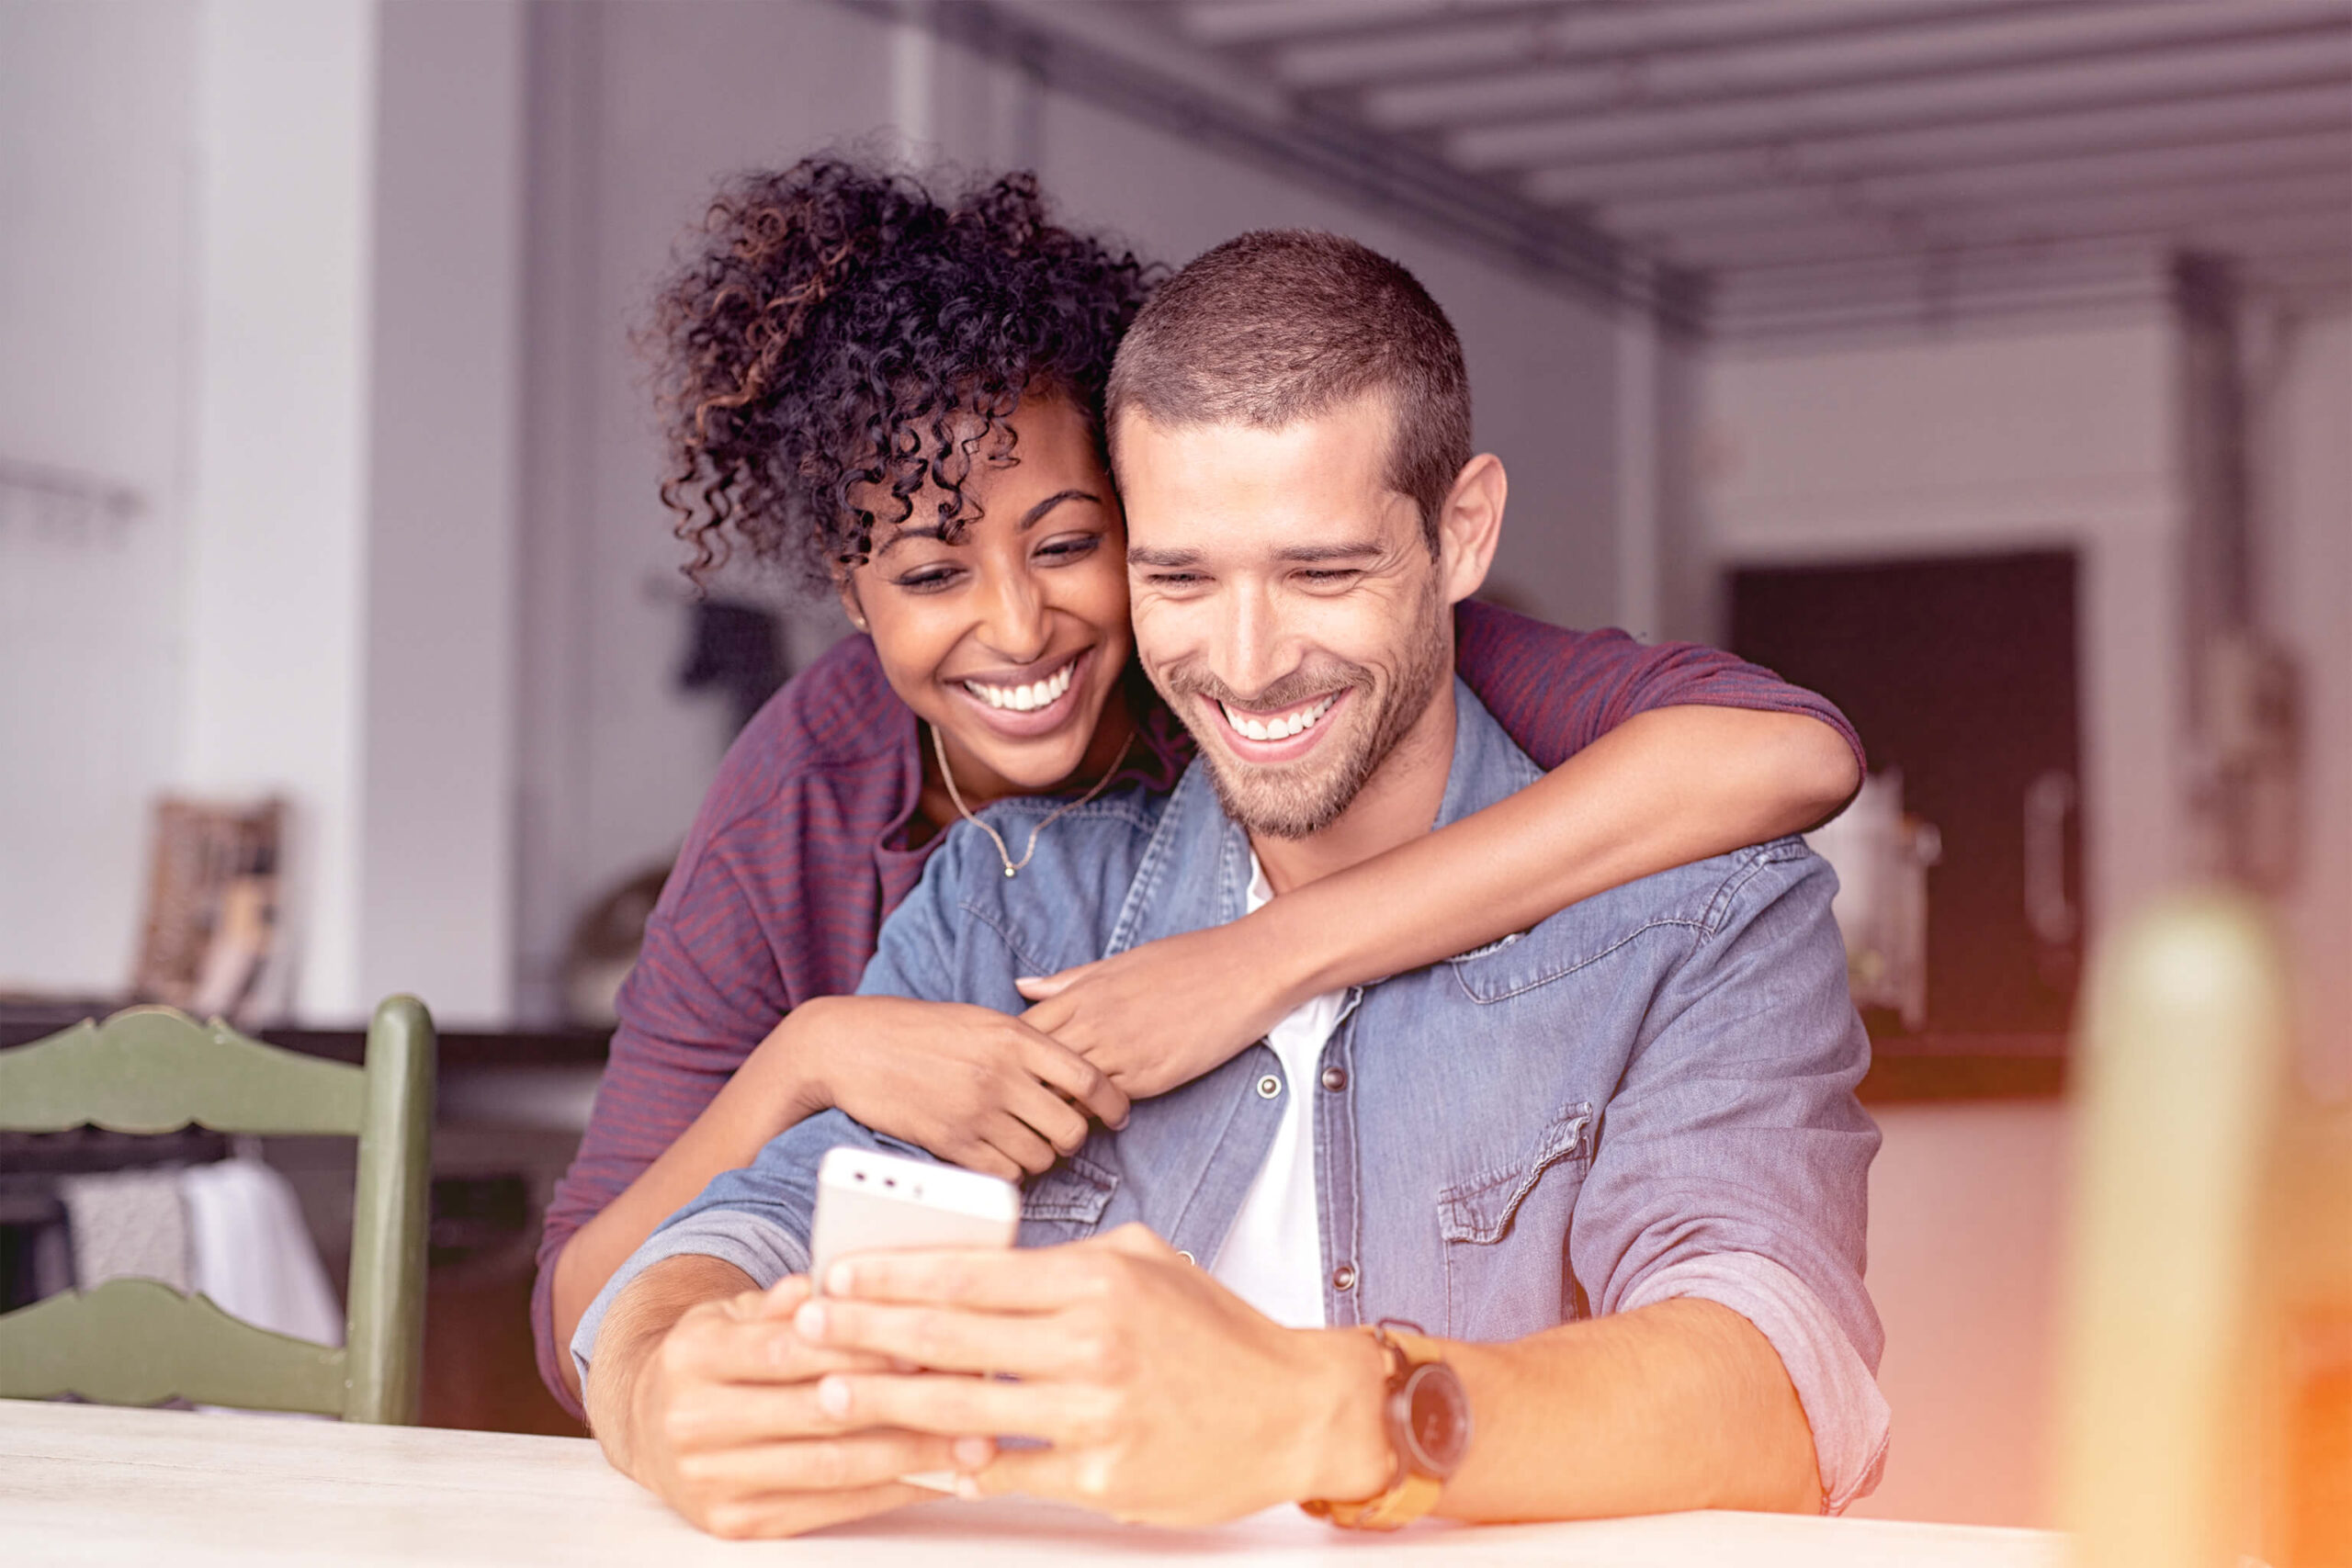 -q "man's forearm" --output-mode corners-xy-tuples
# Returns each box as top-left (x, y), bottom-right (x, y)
(1430, 1297), (1820, 1521)
(582, 1255), (758, 1473)
(551, 1017), (837, 1402)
